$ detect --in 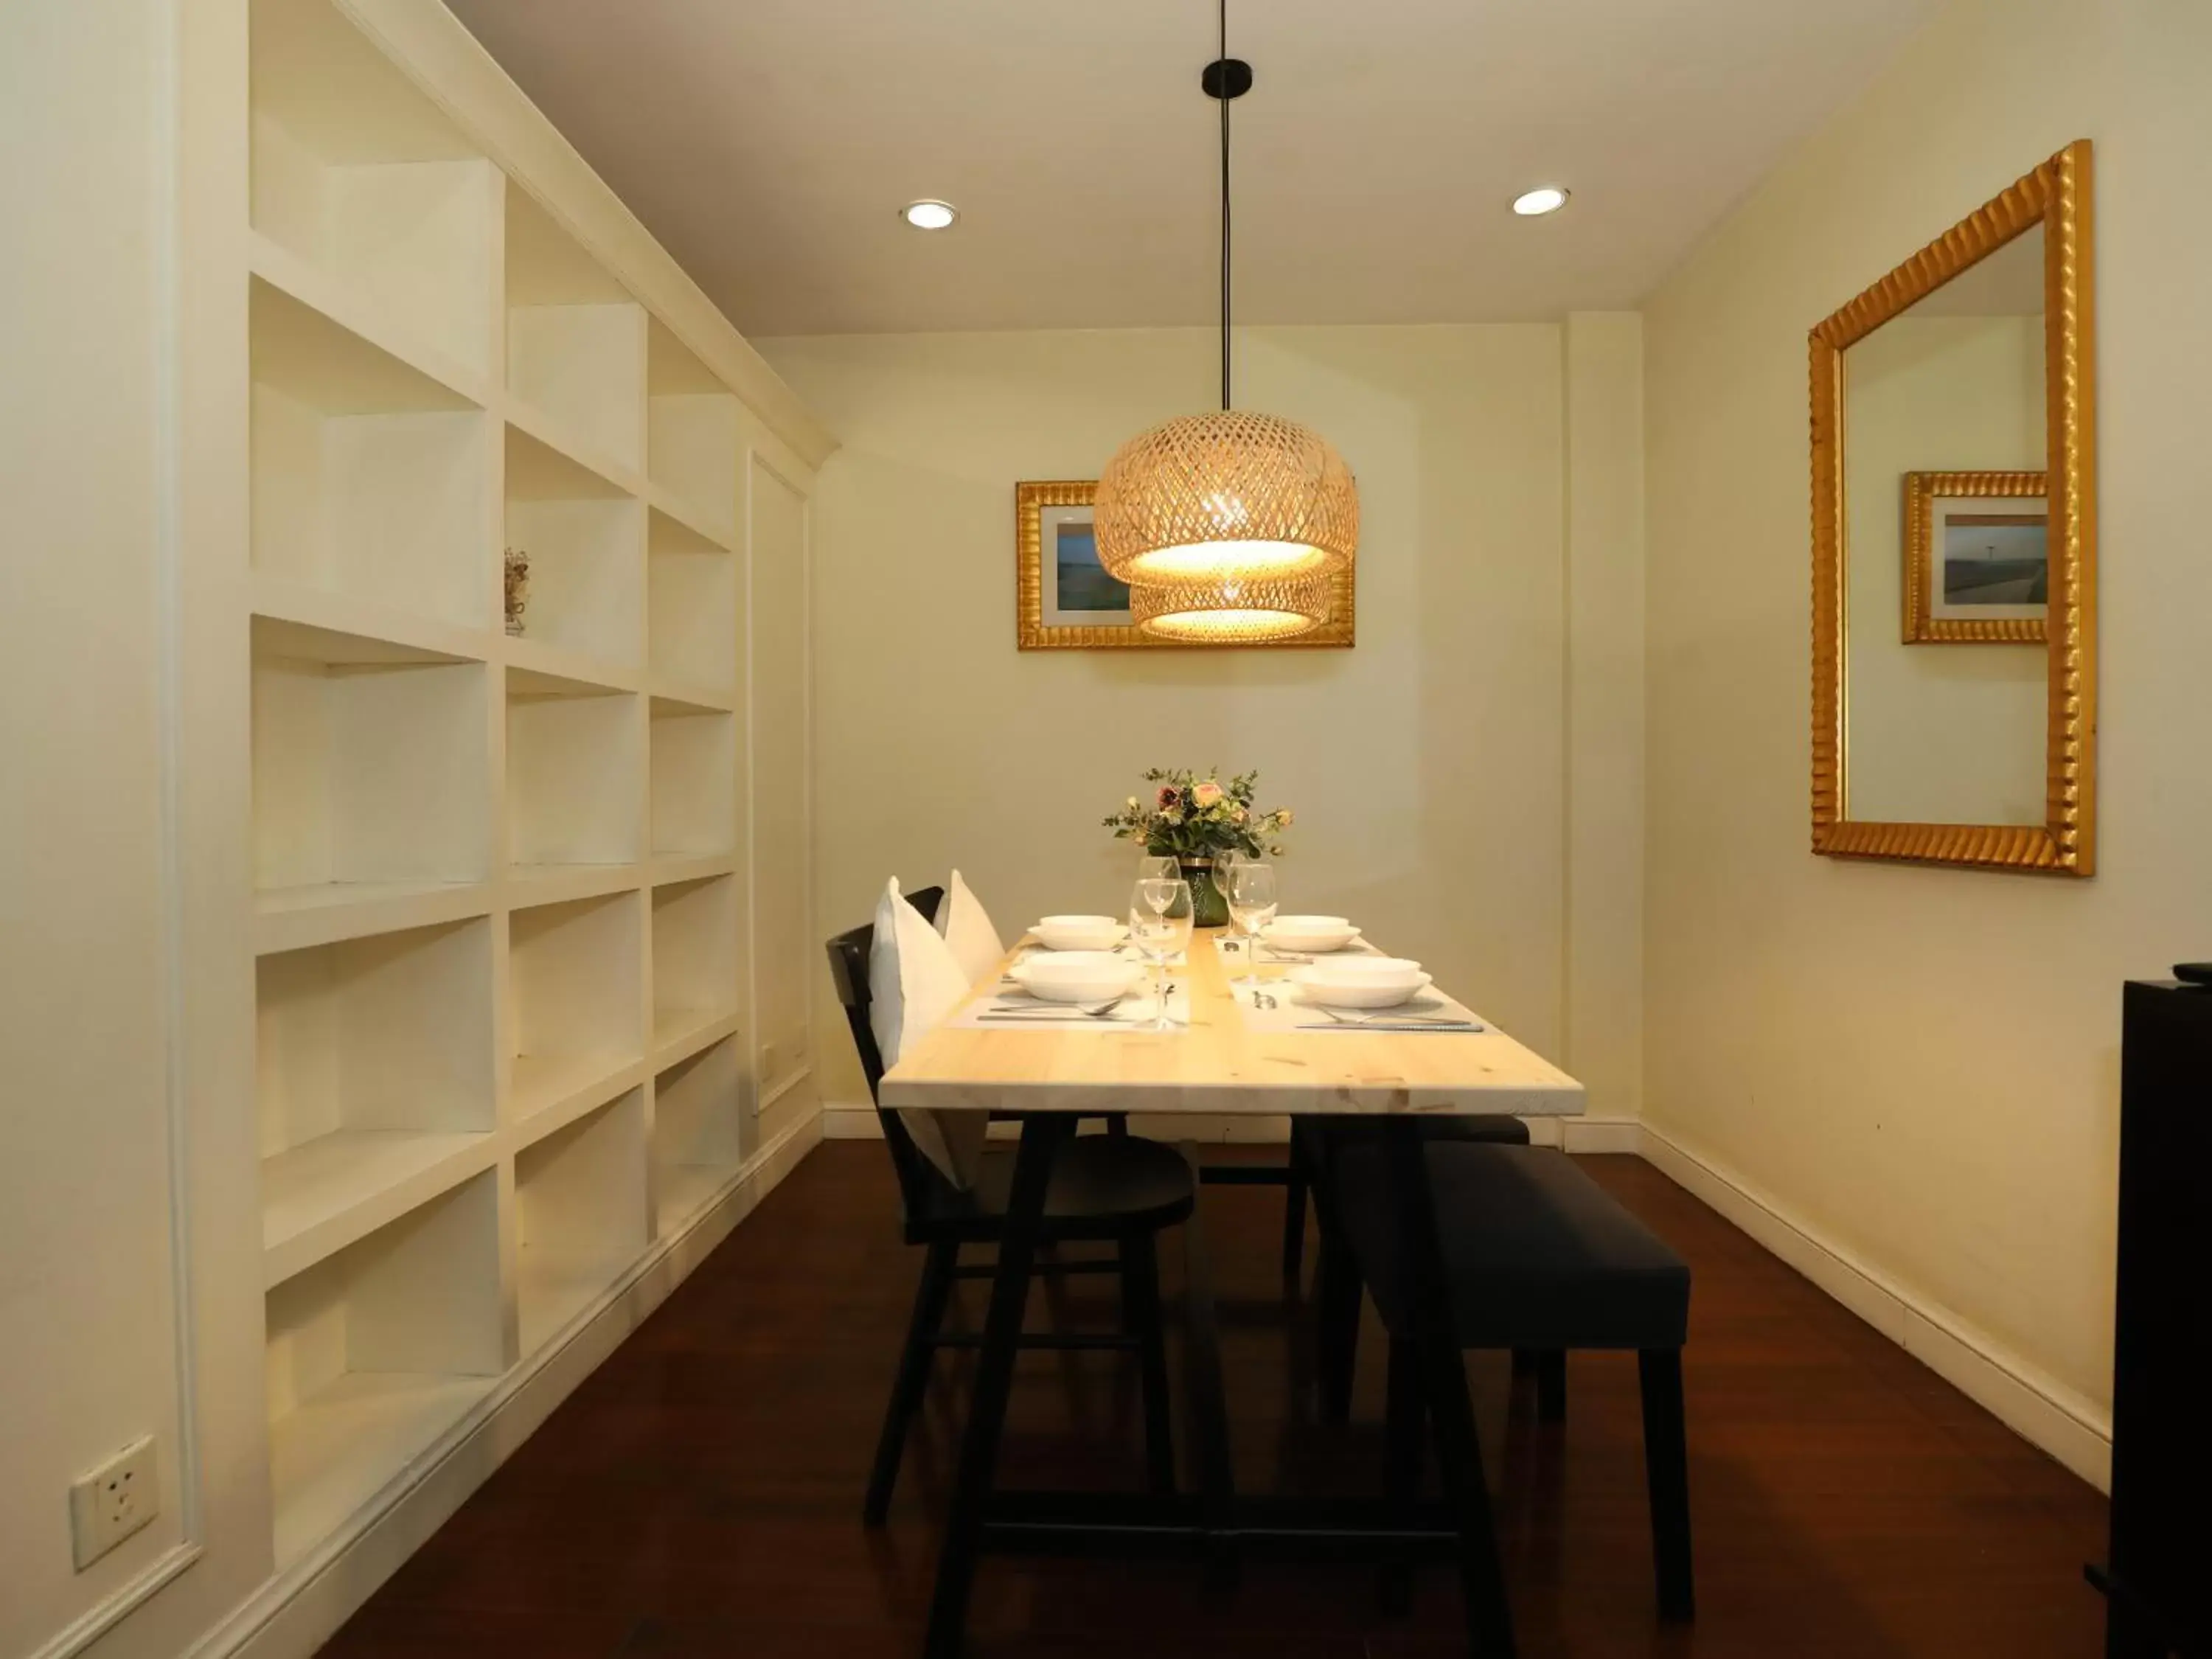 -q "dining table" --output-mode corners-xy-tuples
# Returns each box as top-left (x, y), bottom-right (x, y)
(878, 925), (1585, 1659)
